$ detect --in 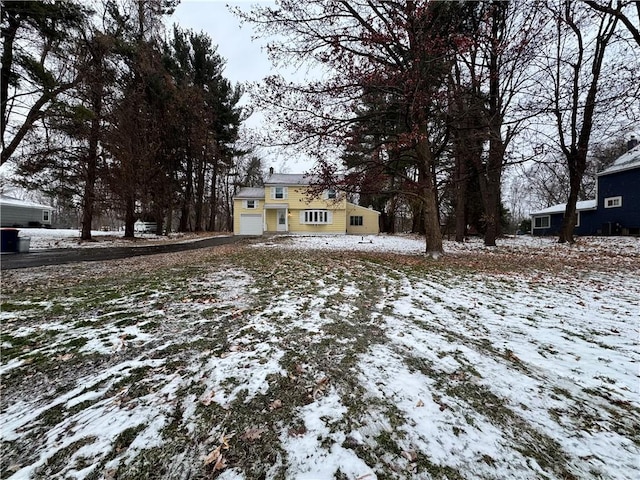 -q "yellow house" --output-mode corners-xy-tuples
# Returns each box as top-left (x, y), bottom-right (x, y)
(233, 173), (380, 235)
